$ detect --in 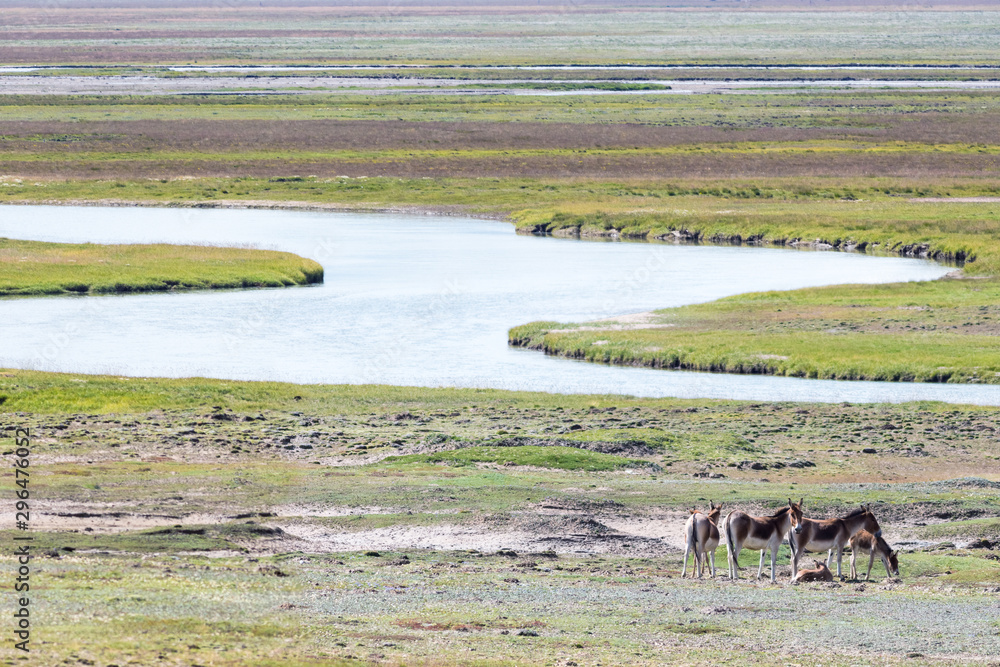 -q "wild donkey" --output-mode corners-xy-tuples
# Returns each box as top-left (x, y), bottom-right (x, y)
(722, 499), (803, 582)
(849, 529), (900, 581)
(788, 505), (880, 578)
(793, 559), (834, 583)
(681, 502), (722, 579)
